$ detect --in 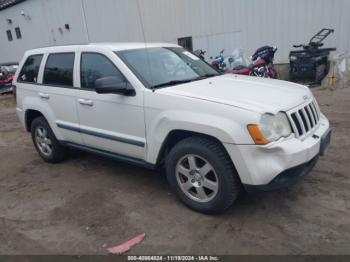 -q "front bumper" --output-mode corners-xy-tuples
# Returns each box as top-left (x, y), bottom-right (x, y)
(224, 114), (330, 190)
(246, 128), (332, 193)
(244, 155), (319, 193)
